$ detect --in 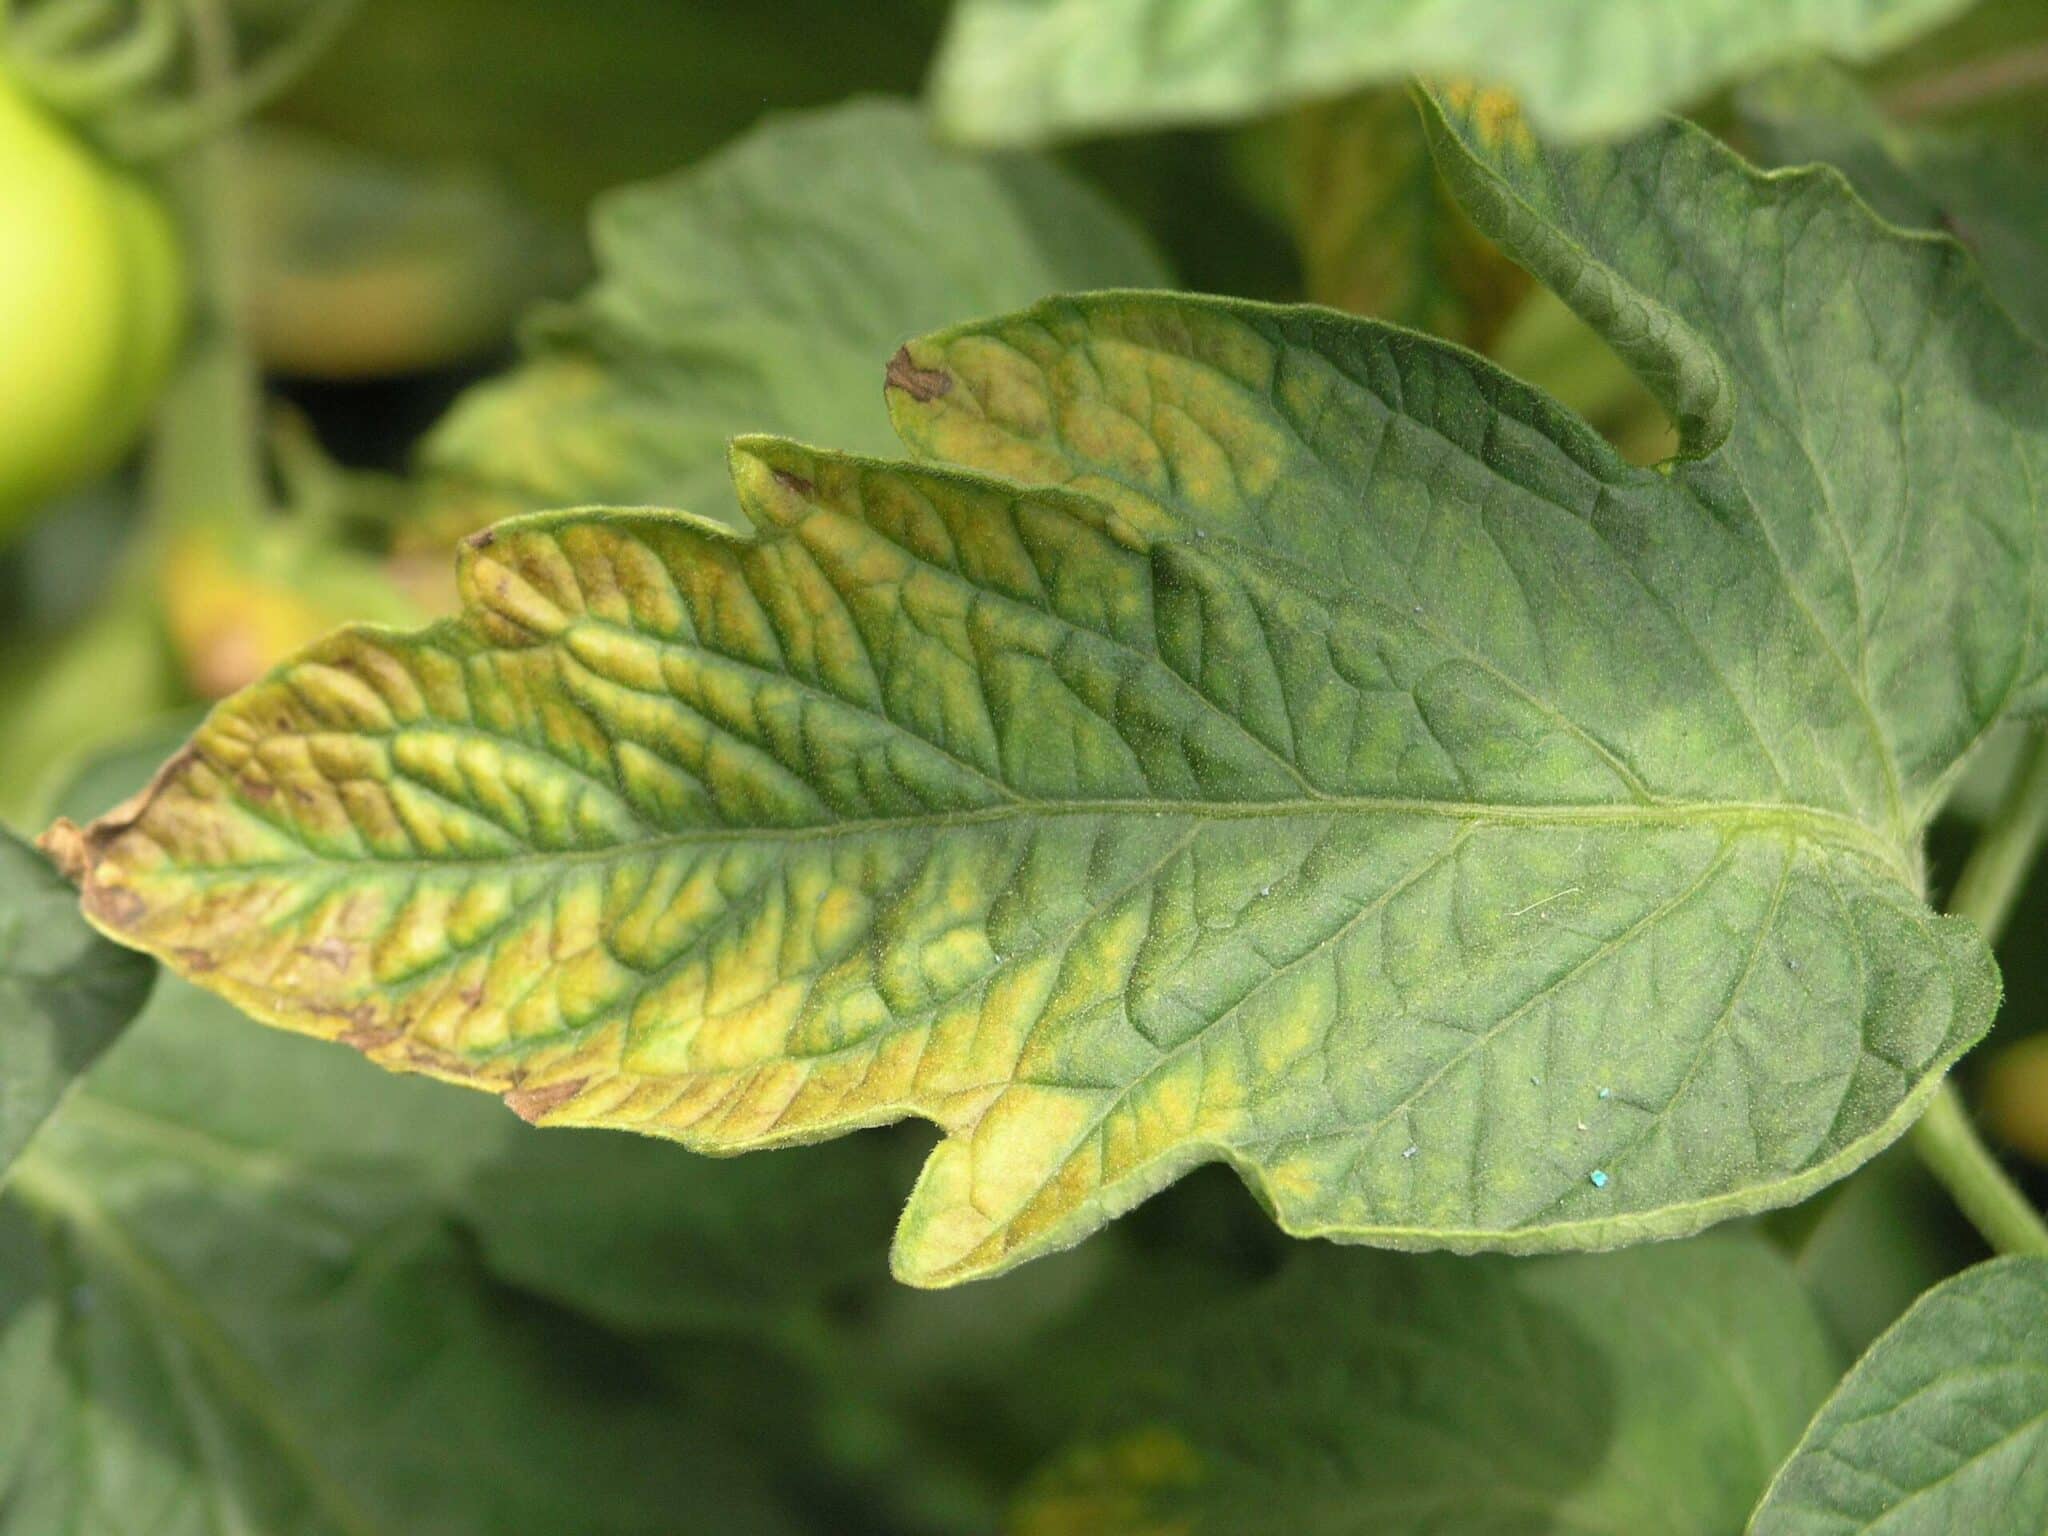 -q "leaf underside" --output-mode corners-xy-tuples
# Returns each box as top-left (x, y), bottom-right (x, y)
(1747, 1257), (2048, 1535)
(927, 0), (1974, 144)
(44, 91), (2048, 1286)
